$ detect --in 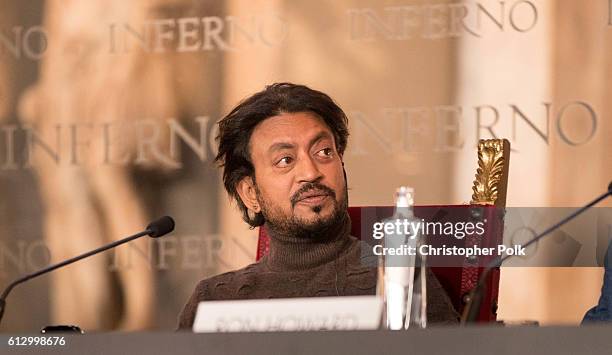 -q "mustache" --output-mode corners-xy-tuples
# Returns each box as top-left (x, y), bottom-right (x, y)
(290, 182), (336, 208)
